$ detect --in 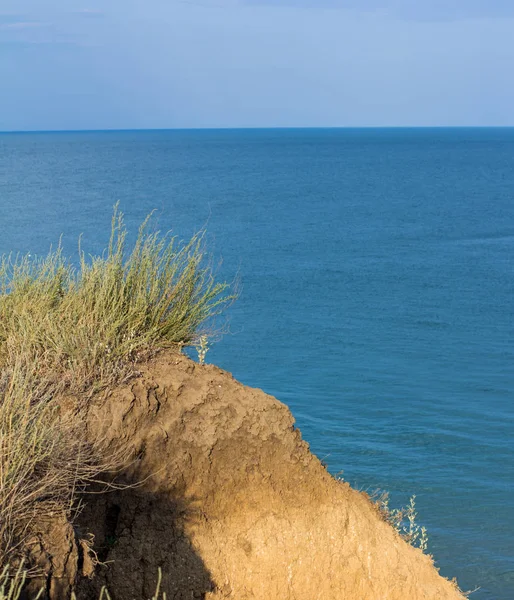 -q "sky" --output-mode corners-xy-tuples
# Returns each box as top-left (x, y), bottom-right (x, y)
(1, 0), (514, 130)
